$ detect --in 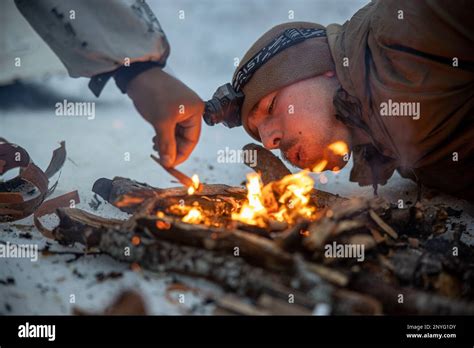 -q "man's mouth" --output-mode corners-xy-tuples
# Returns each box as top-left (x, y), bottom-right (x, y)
(282, 144), (308, 168)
